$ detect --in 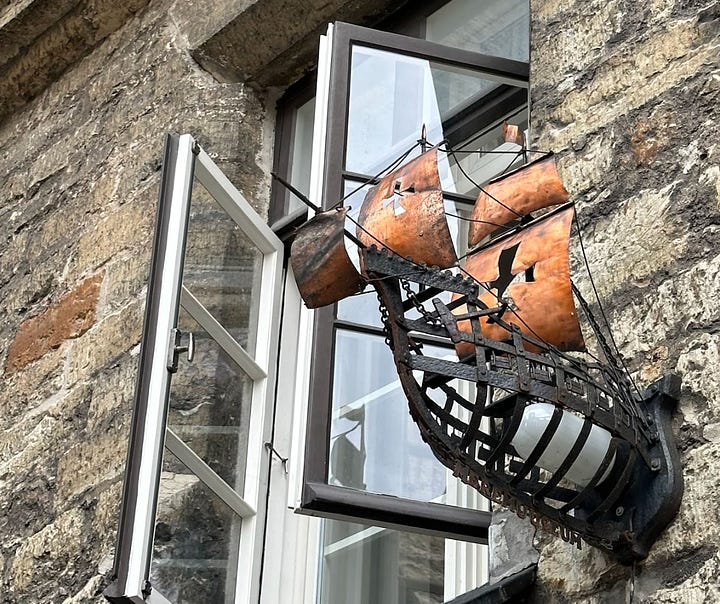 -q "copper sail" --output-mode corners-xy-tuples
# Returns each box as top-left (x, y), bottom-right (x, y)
(455, 205), (585, 355)
(468, 153), (569, 246)
(290, 208), (365, 308)
(356, 148), (457, 269)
